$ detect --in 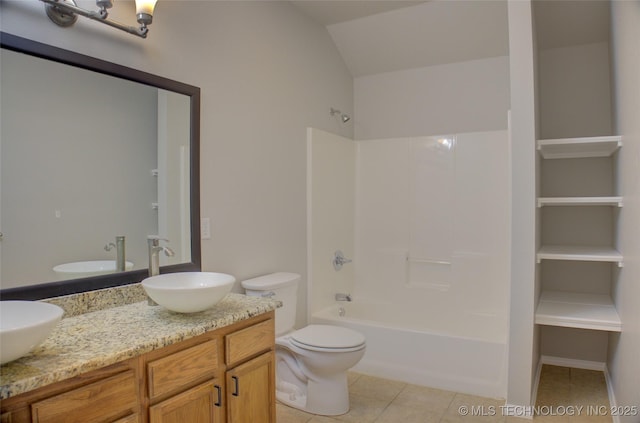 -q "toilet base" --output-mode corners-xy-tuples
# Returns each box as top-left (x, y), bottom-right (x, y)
(276, 380), (307, 411)
(276, 373), (350, 416)
(274, 325), (365, 416)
